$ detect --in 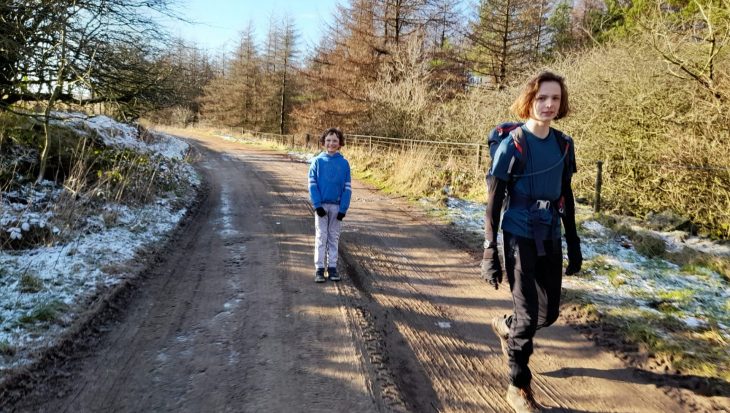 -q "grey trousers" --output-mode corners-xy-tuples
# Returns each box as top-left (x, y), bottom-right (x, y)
(314, 203), (343, 269)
